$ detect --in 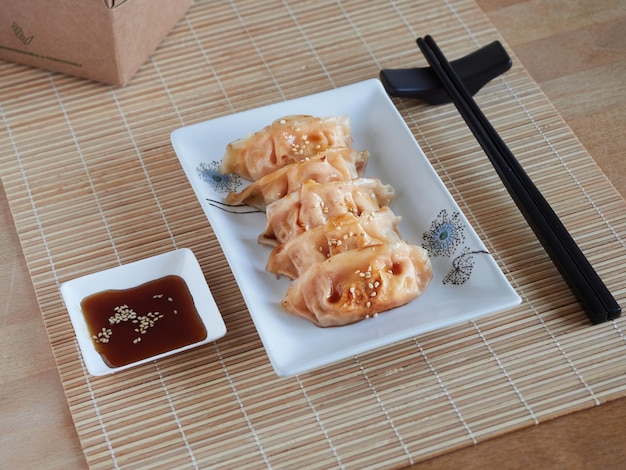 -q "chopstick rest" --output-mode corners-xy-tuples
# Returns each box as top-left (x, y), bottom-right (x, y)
(415, 35), (621, 324)
(379, 40), (512, 104)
